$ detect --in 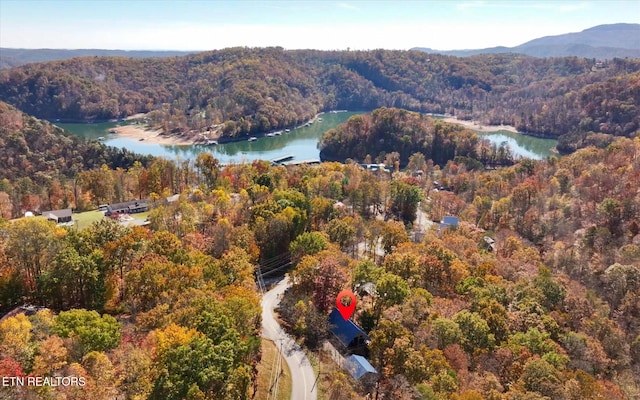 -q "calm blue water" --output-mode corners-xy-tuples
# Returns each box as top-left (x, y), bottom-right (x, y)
(59, 113), (558, 162)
